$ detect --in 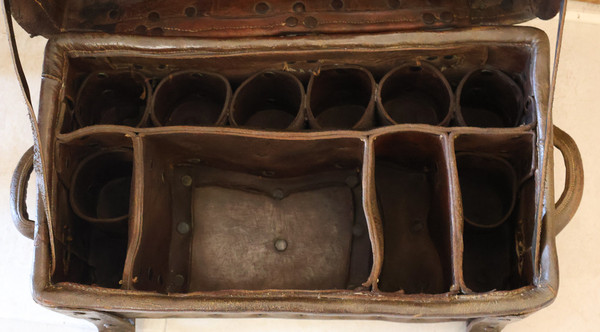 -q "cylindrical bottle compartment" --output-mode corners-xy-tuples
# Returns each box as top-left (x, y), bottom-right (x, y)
(307, 66), (375, 130)
(150, 71), (230, 126)
(456, 153), (517, 228)
(65, 65), (531, 132)
(377, 63), (453, 126)
(454, 133), (536, 293)
(230, 70), (305, 130)
(455, 67), (524, 128)
(69, 149), (134, 224)
(74, 71), (150, 128)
